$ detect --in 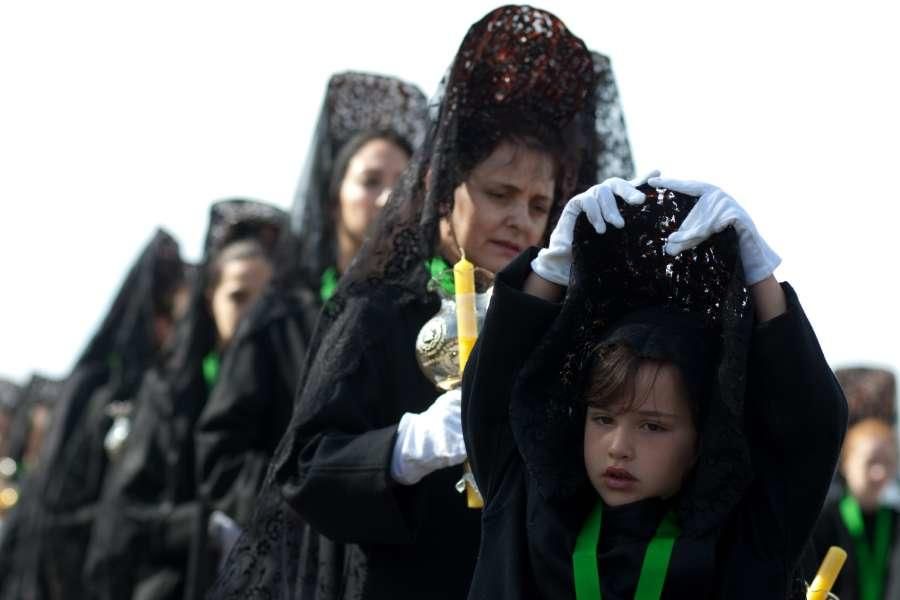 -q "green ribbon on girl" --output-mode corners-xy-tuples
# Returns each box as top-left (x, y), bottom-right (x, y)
(573, 503), (680, 600)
